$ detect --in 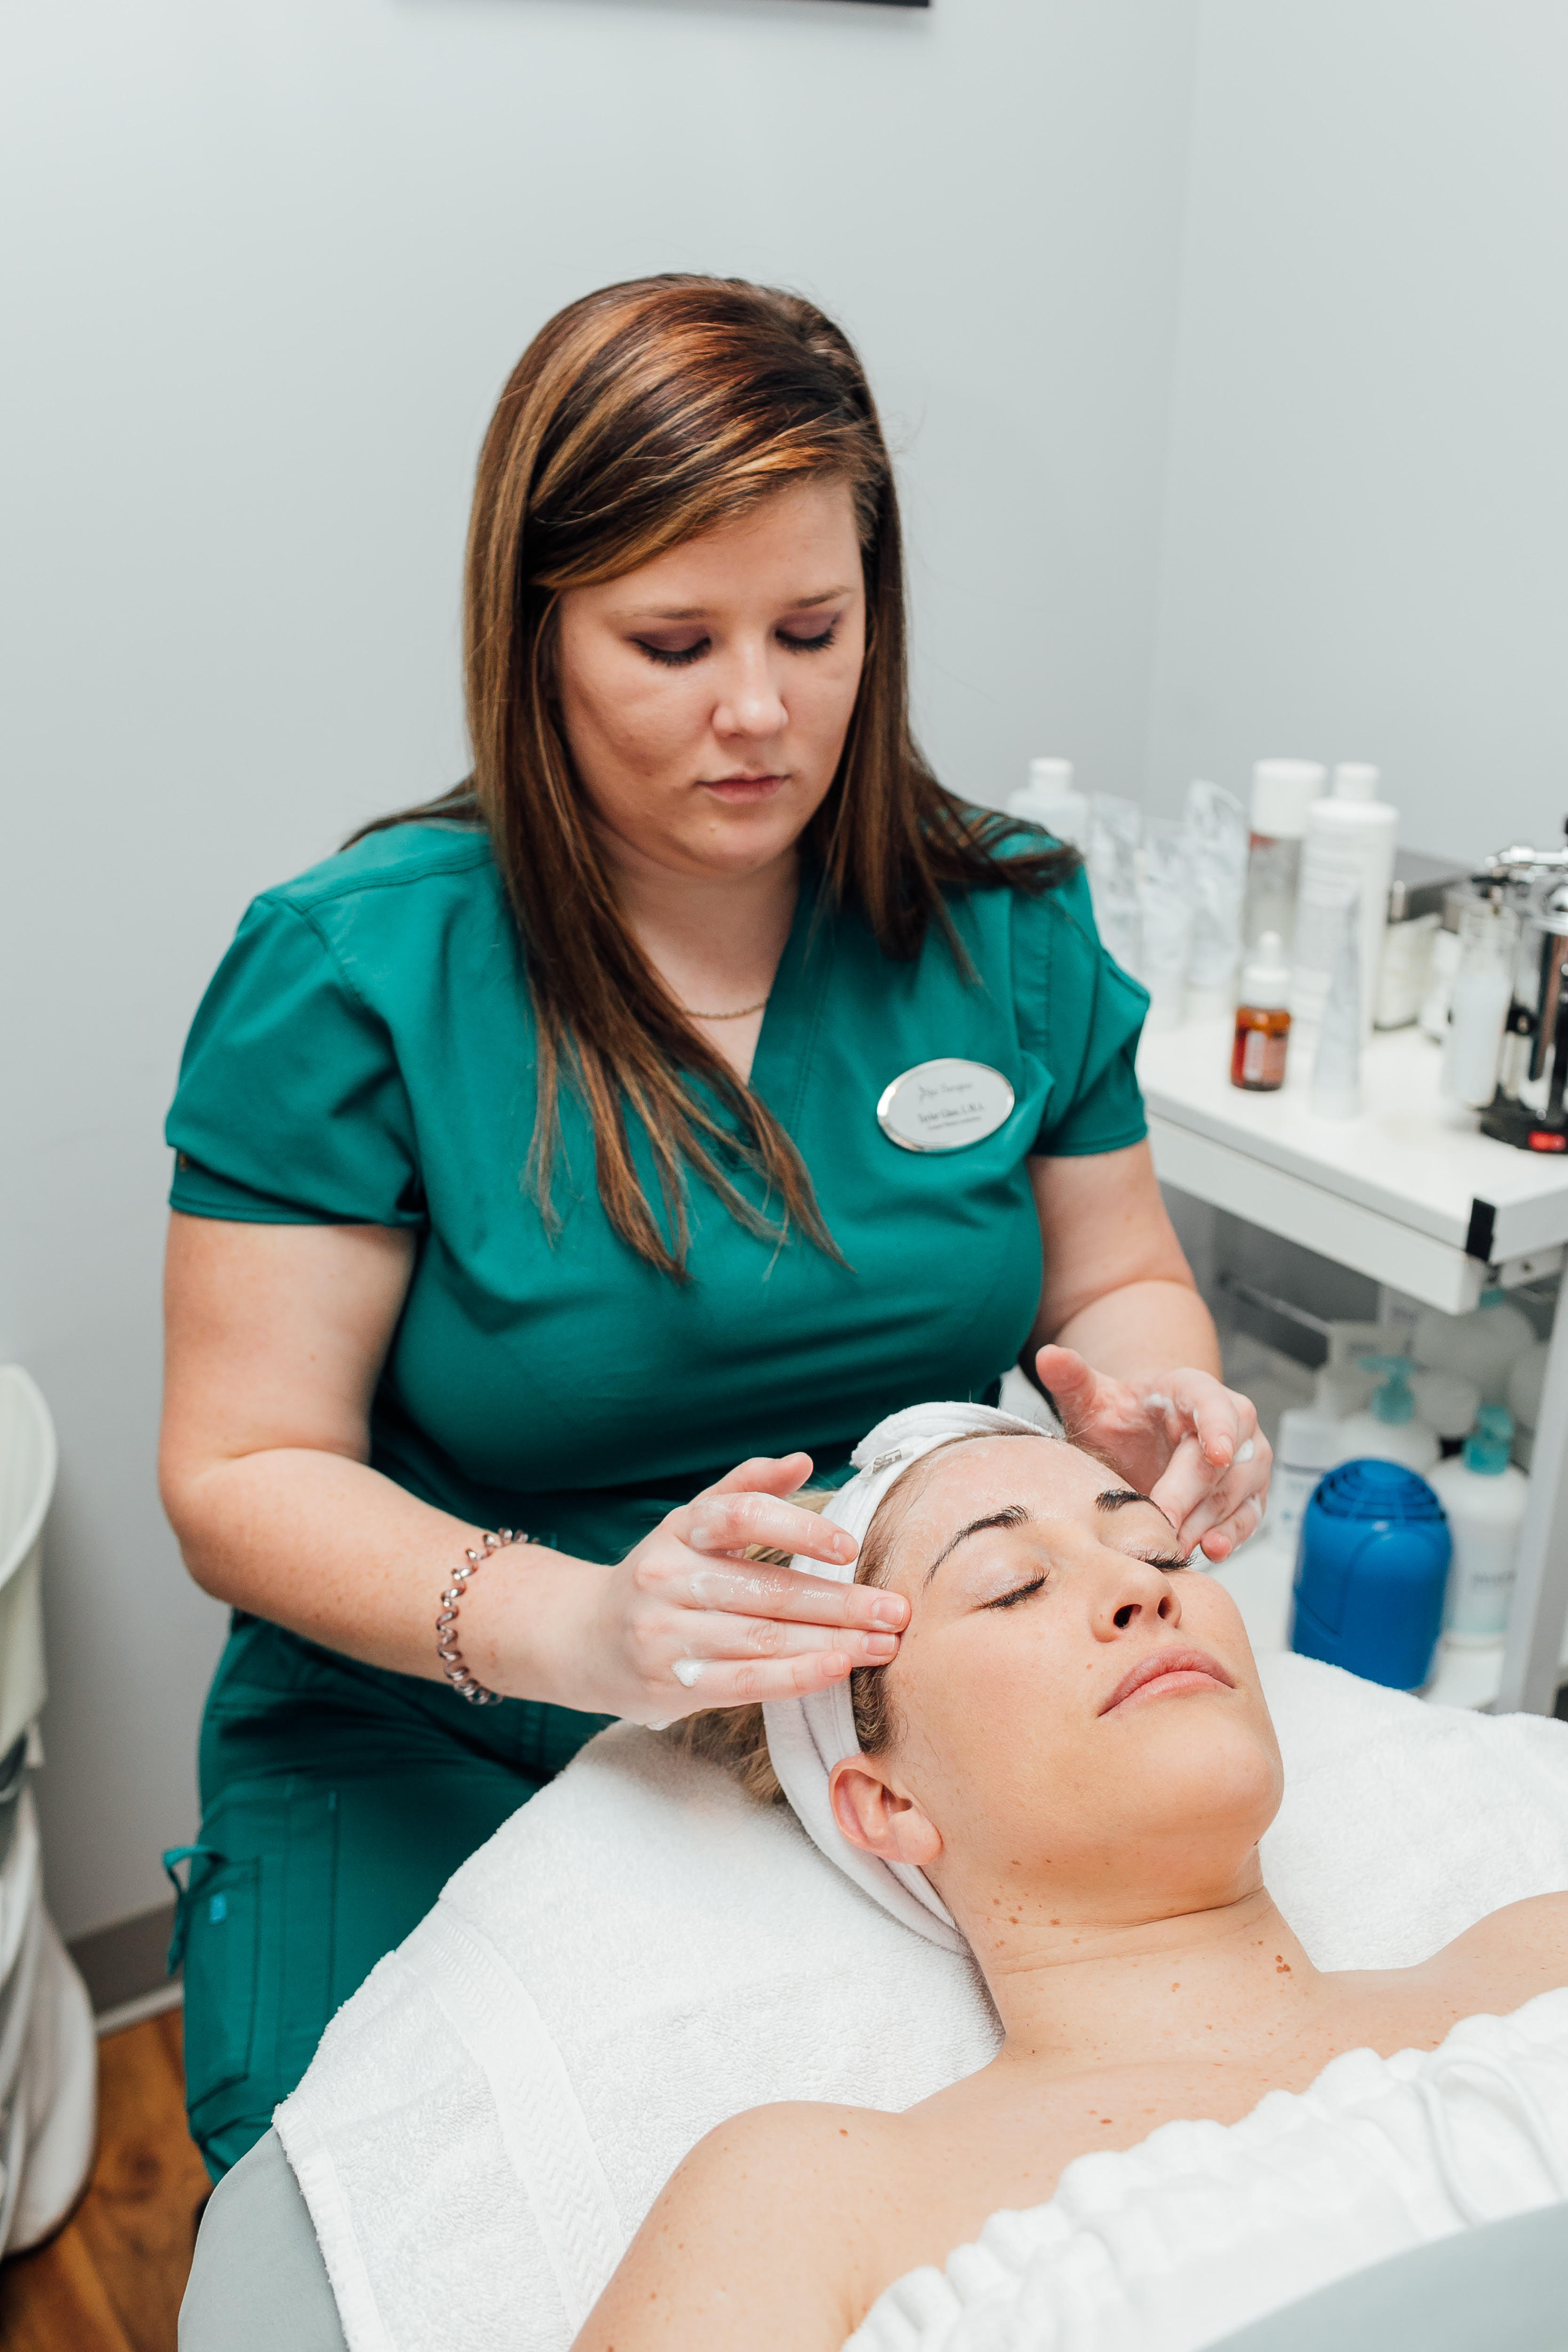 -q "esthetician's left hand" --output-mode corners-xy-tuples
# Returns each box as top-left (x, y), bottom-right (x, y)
(1034, 1345), (1270, 1562)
